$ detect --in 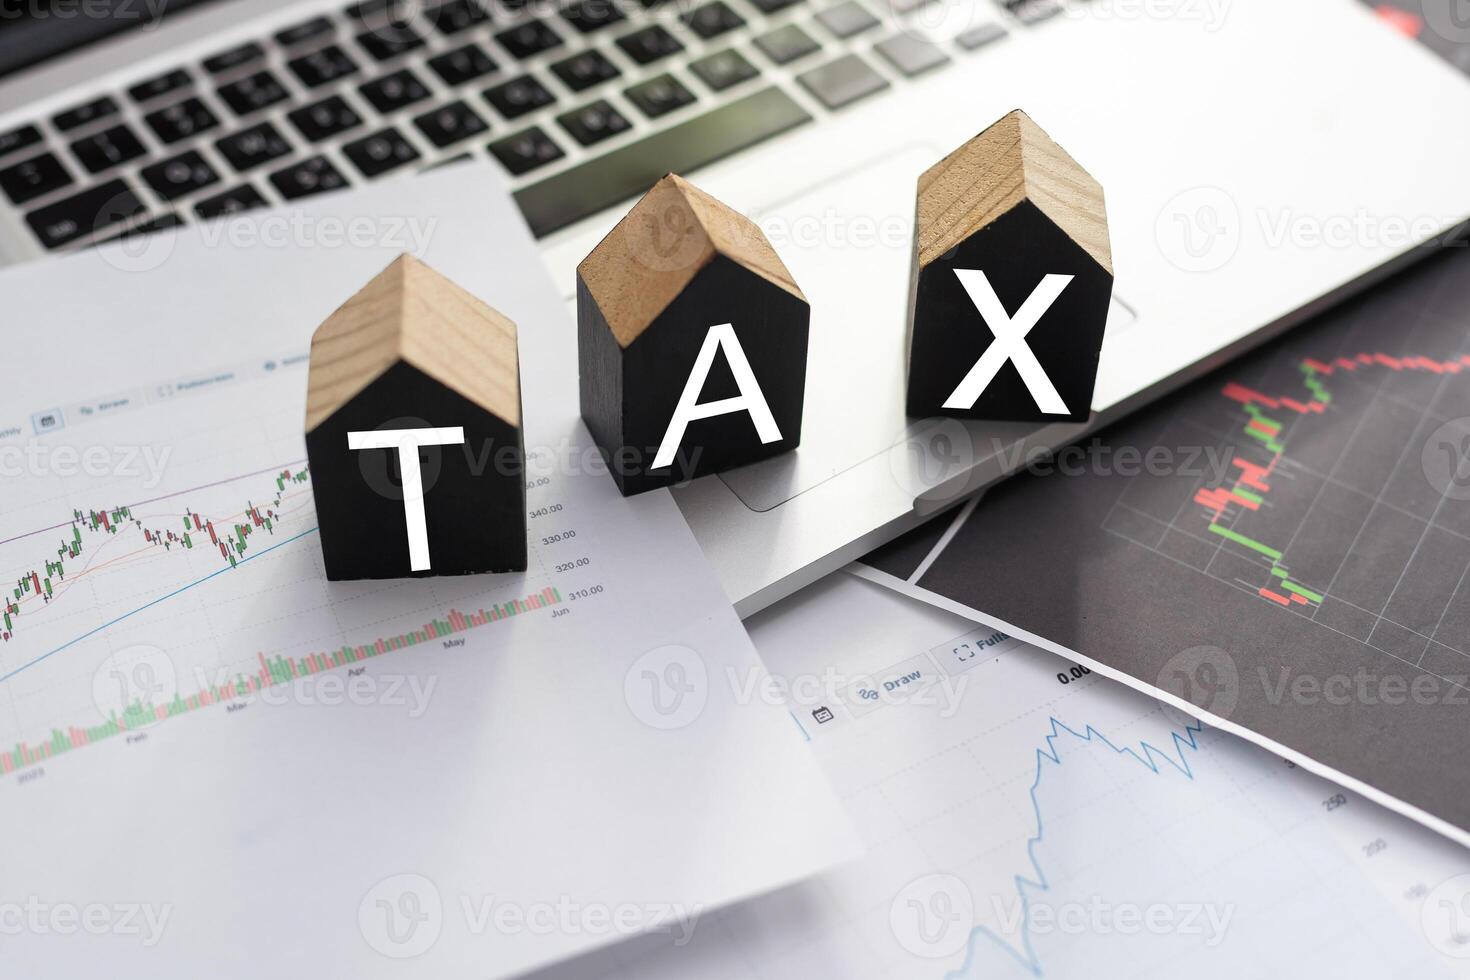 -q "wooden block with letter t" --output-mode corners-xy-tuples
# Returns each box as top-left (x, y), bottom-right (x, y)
(304, 254), (527, 580)
(577, 173), (810, 496)
(906, 109), (1113, 423)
